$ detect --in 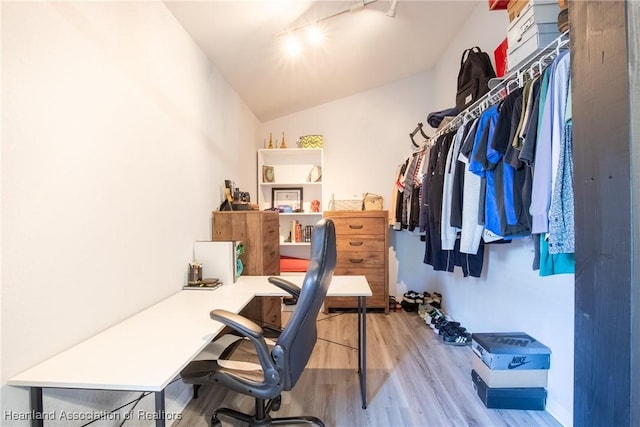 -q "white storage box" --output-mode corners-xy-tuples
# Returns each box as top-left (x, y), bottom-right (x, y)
(507, 0), (560, 71)
(472, 352), (548, 388)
